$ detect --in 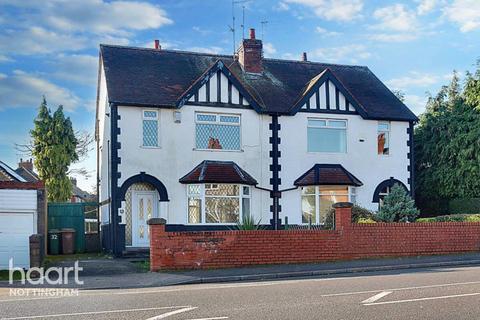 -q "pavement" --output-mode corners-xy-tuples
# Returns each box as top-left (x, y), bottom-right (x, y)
(2, 263), (480, 319)
(2, 252), (480, 289)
